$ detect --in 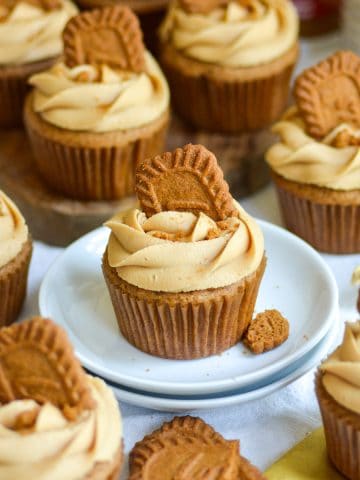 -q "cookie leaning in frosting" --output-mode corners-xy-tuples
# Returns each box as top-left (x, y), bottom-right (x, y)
(24, 4), (170, 201)
(129, 416), (266, 479)
(266, 50), (360, 253)
(316, 321), (360, 480)
(0, 0), (77, 127)
(0, 190), (32, 327)
(0, 316), (123, 480)
(158, 0), (299, 132)
(102, 144), (266, 360)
